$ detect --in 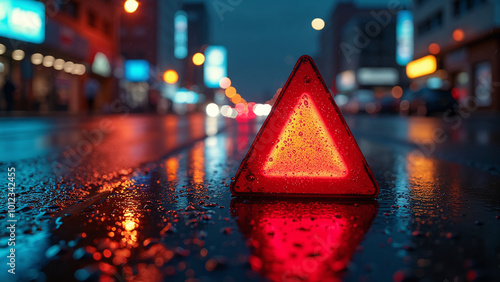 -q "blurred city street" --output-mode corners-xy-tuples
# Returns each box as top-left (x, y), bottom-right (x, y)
(0, 113), (499, 281)
(2, 0), (500, 281)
